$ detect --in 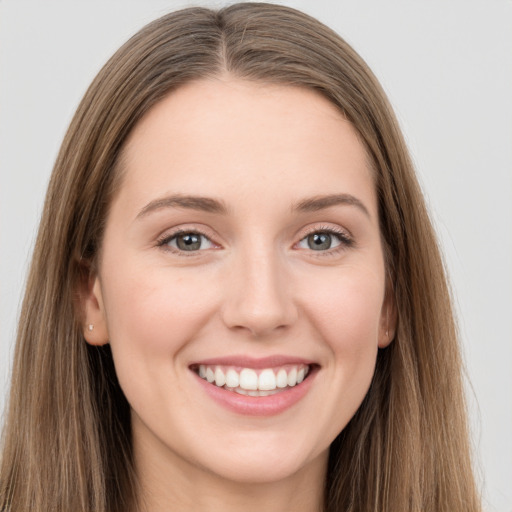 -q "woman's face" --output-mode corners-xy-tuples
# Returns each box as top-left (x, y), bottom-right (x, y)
(84, 79), (393, 485)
